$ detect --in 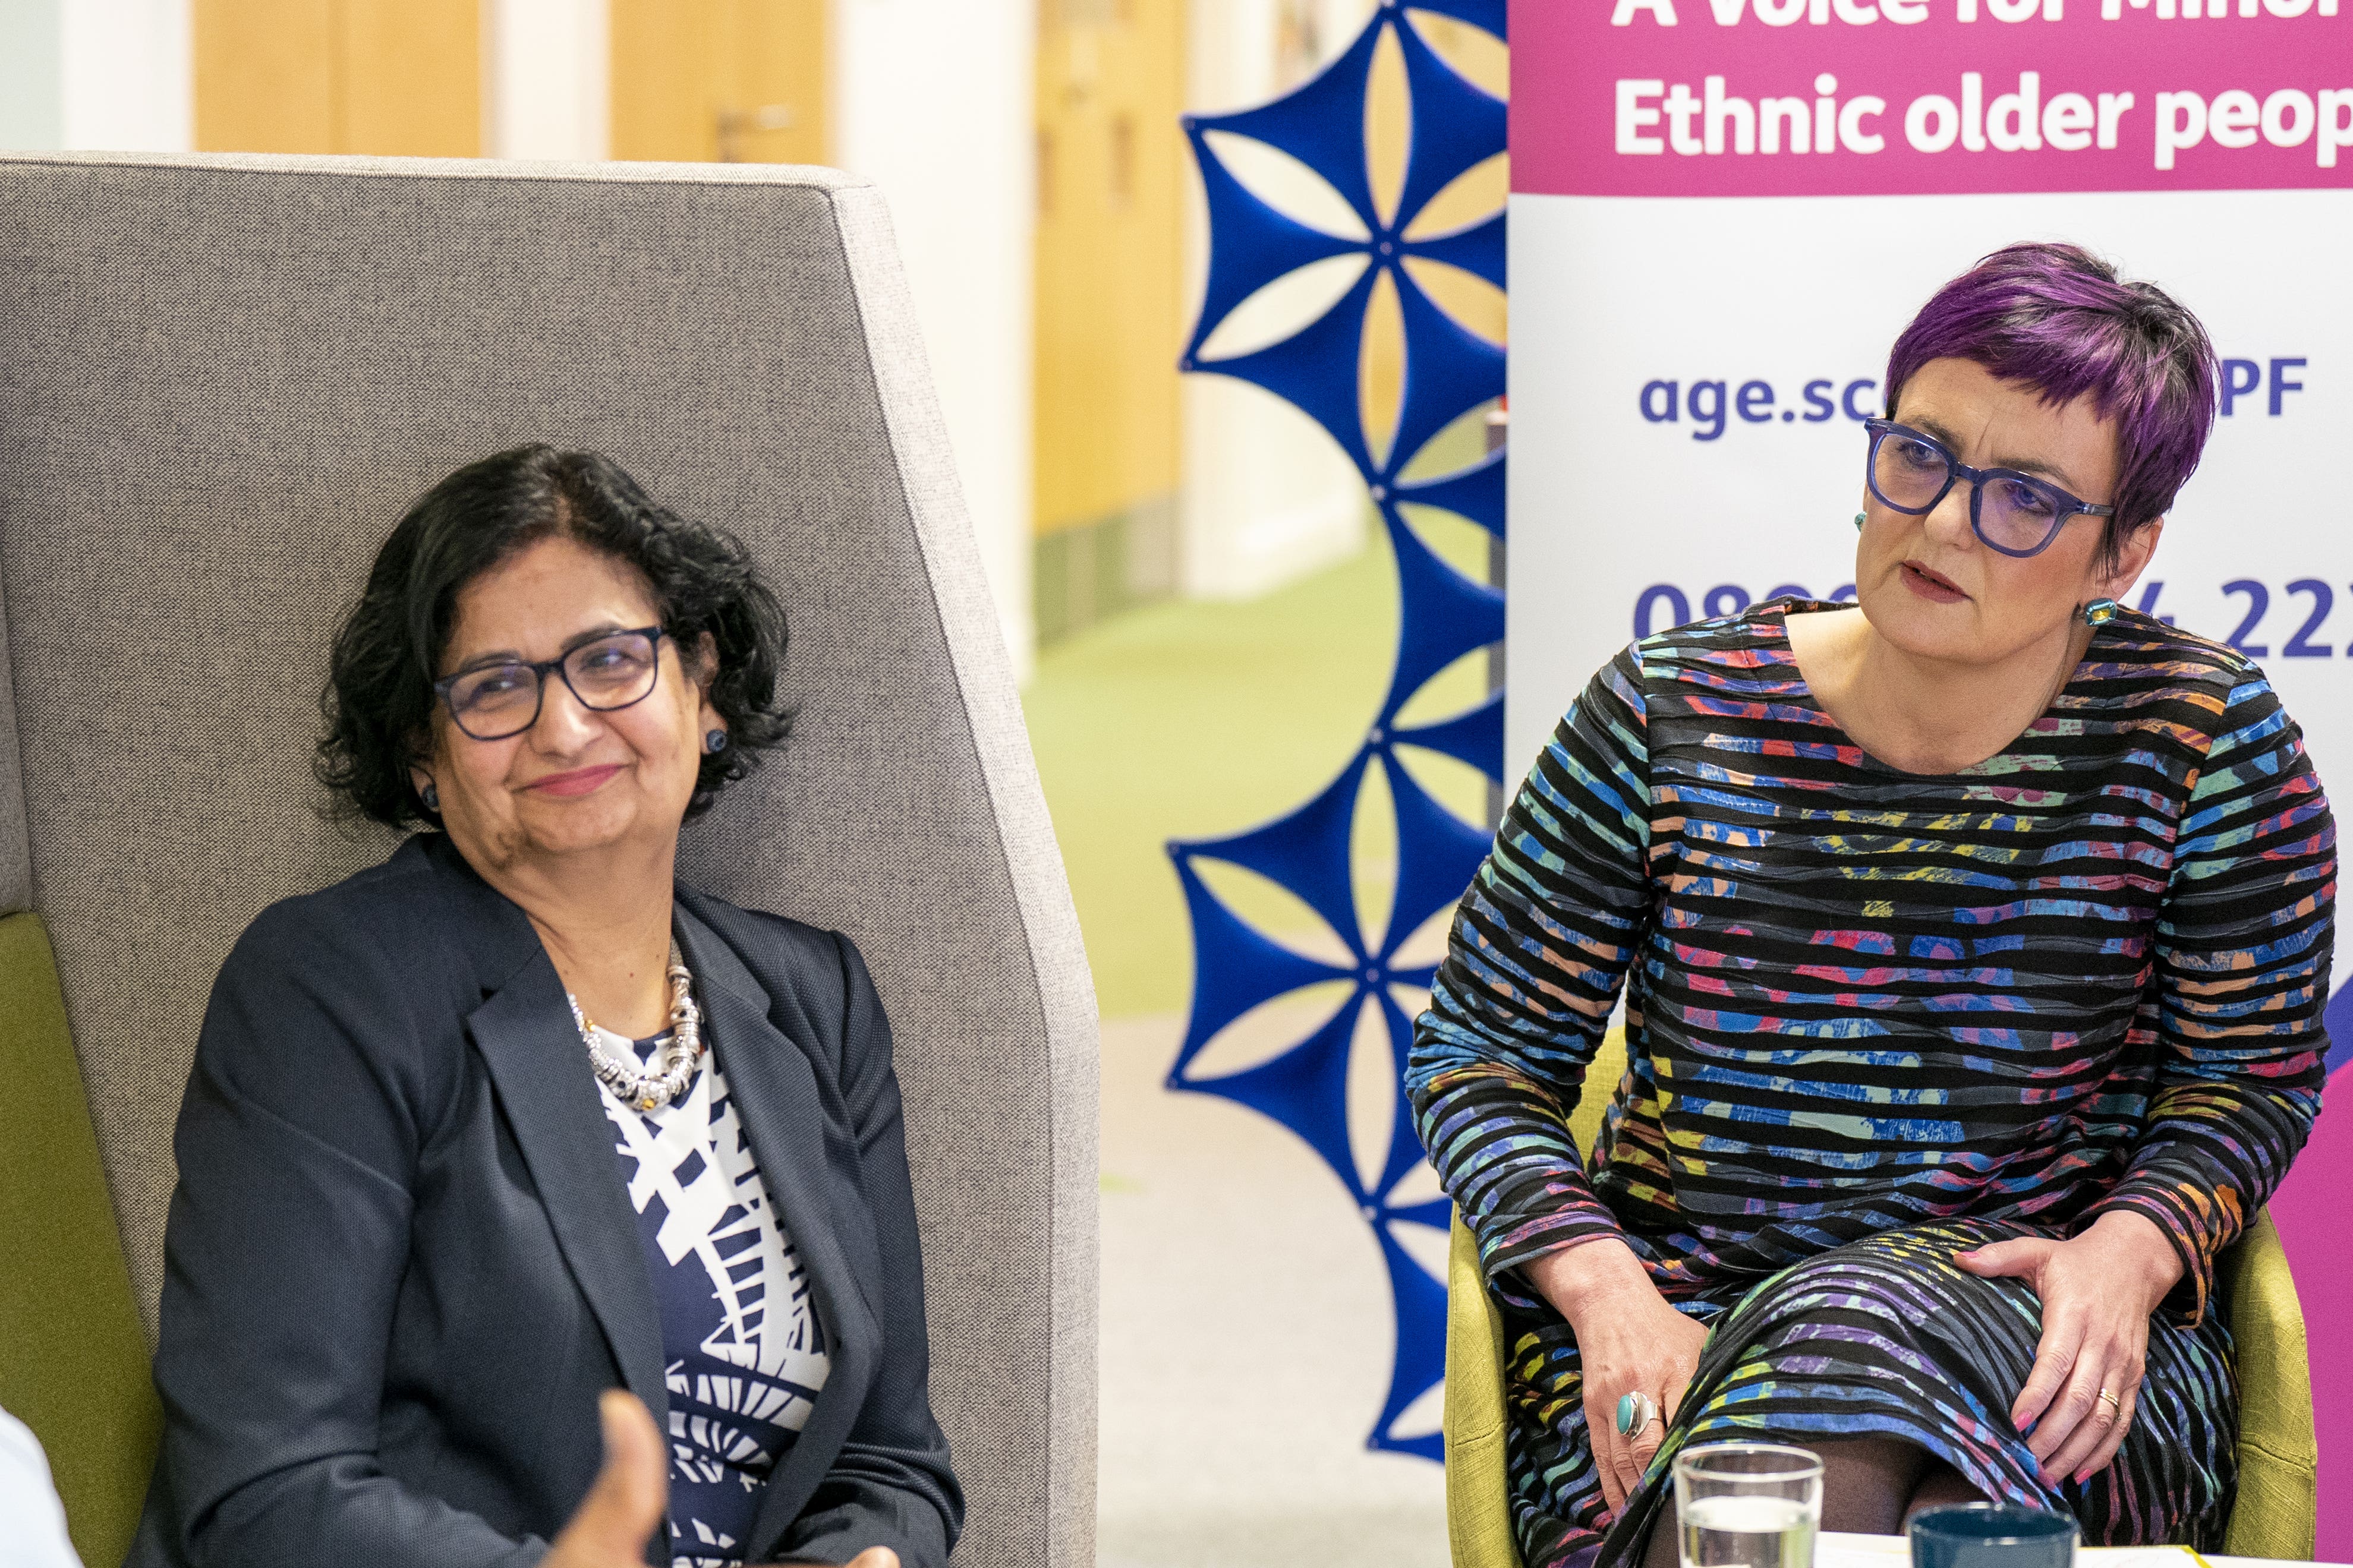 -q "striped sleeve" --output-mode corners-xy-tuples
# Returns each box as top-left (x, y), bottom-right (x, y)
(1407, 646), (1653, 1278)
(2084, 673), (2335, 1324)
